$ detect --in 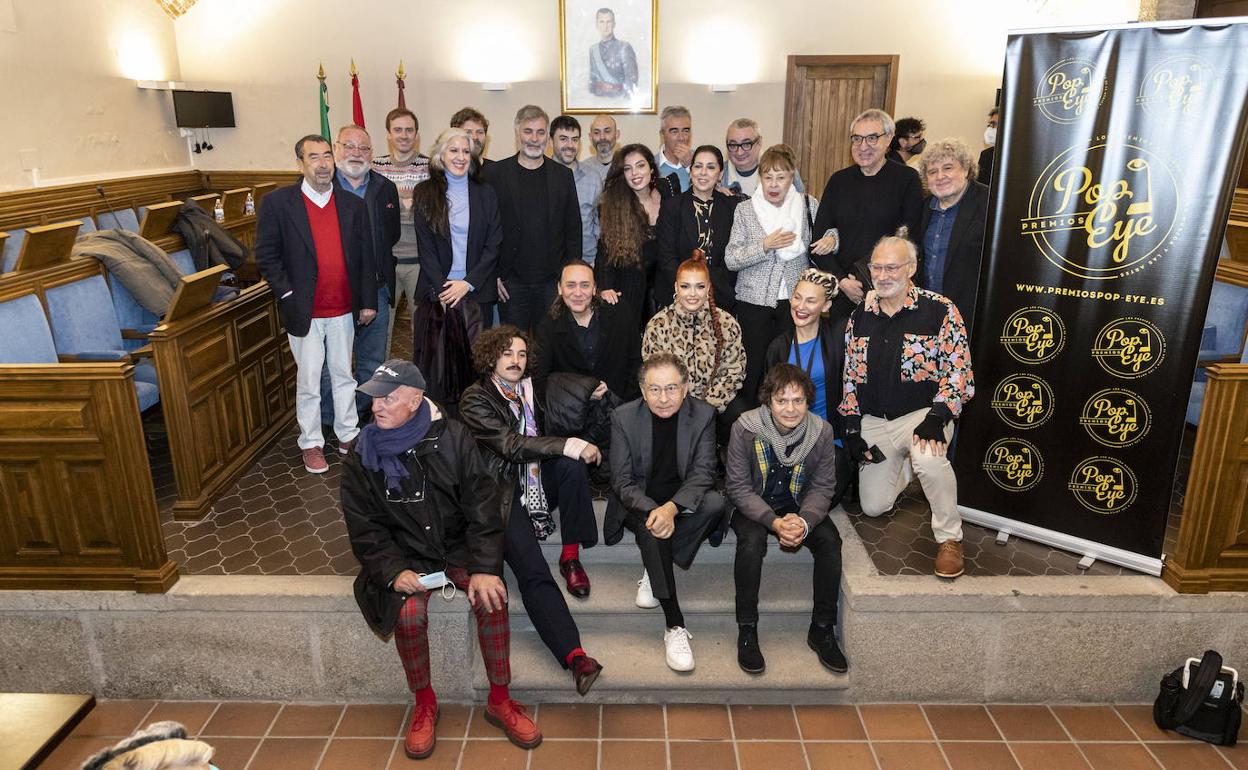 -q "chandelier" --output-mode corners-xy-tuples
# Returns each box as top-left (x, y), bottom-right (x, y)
(156, 0), (197, 19)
